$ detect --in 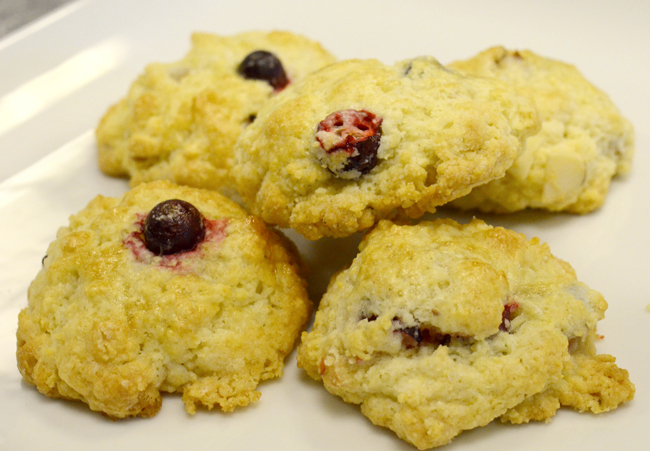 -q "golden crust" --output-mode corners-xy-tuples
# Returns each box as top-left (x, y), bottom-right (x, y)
(233, 57), (540, 239)
(17, 180), (311, 418)
(96, 31), (336, 194)
(449, 46), (634, 213)
(501, 353), (635, 423)
(297, 219), (634, 449)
